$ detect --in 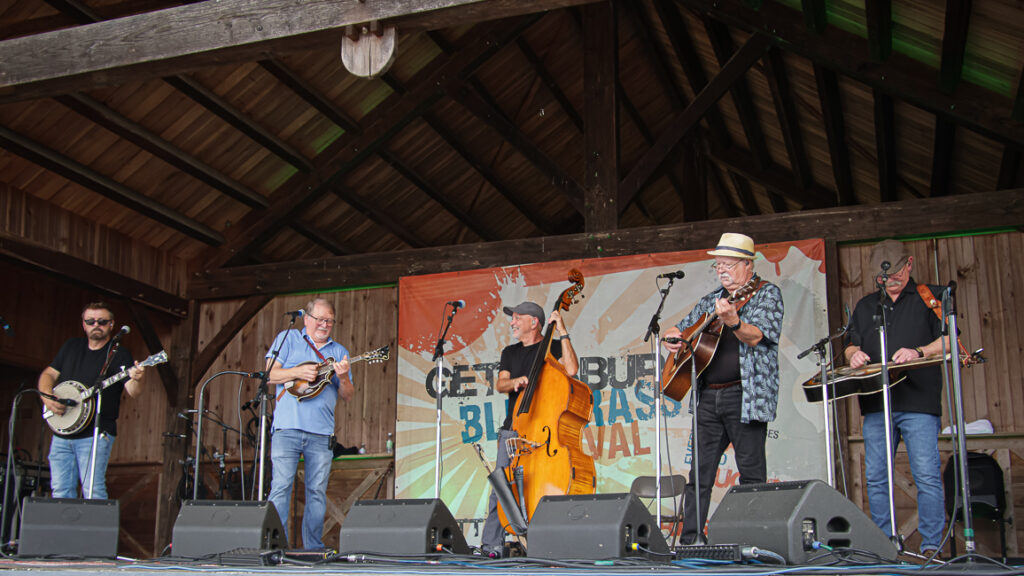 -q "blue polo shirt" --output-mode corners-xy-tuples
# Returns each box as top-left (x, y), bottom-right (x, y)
(267, 327), (350, 435)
